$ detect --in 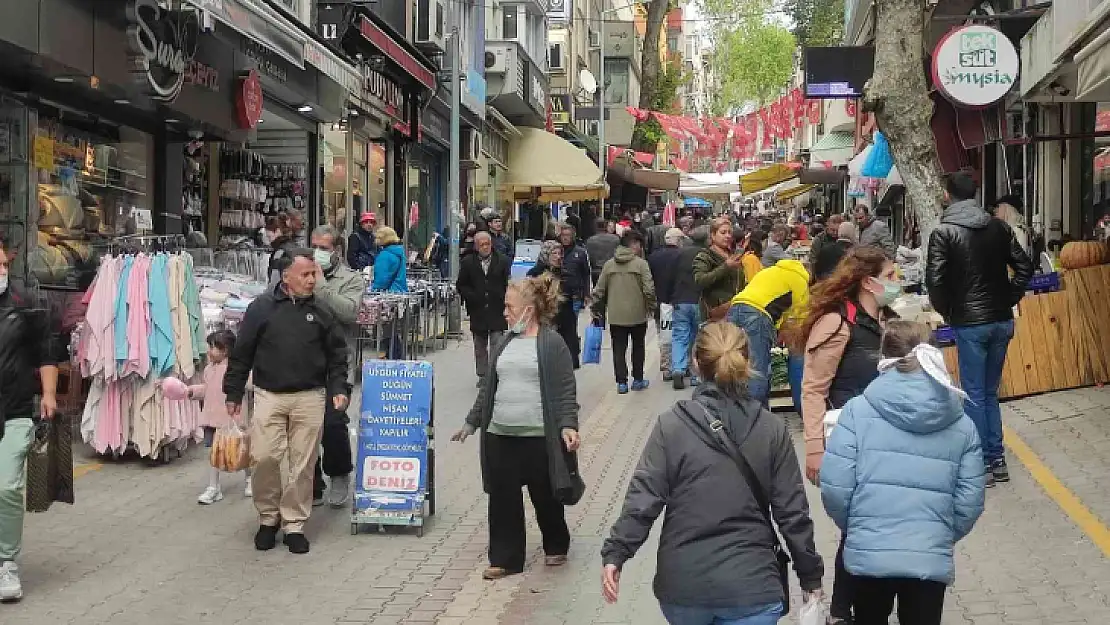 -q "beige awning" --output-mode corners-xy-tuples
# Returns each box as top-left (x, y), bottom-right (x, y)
(1076, 28), (1110, 101)
(741, 164), (797, 195)
(501, 127), (607, 202)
